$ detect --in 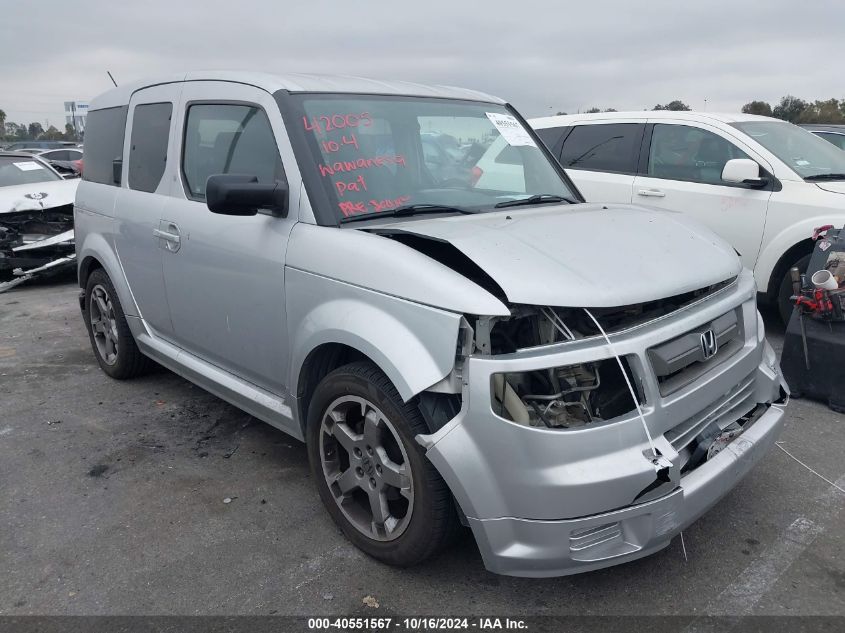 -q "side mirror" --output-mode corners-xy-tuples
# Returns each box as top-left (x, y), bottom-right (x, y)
(722, 158), (767, 187)
(205, 174), (288, 217)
